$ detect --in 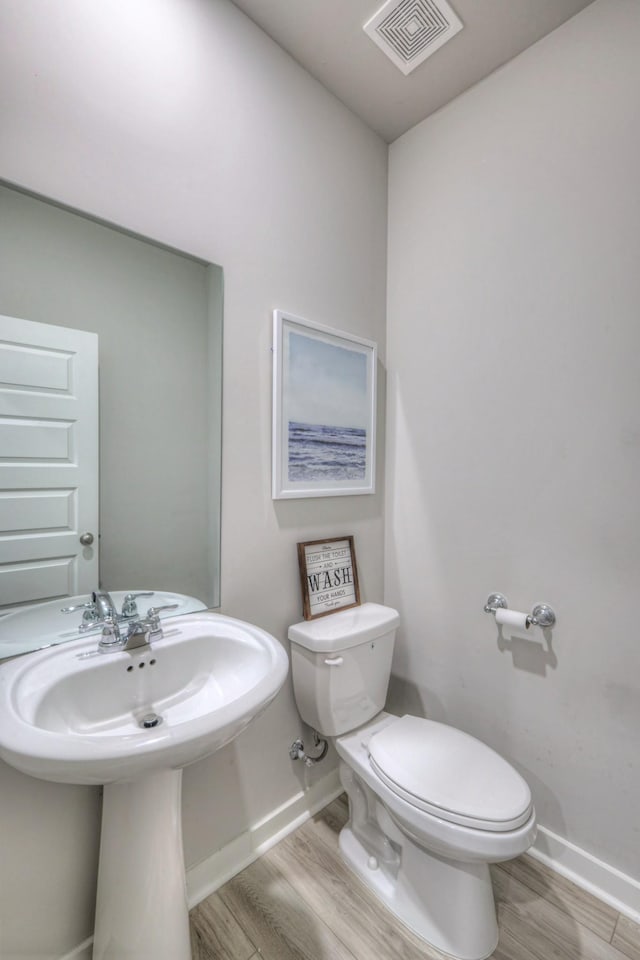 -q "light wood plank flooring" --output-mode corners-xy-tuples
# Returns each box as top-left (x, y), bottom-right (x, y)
(190, 795), (640, 960)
